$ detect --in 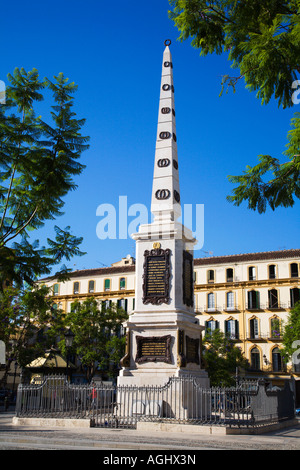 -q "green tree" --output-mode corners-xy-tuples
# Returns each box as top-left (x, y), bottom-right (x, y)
(203, 328), (249, 386)
(281, 301), (300, 368)
(0, 284), (65, 386)
(169, 0), (300, 212)
(63, 298), (128, 382)
(0, 68), (89, 286)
